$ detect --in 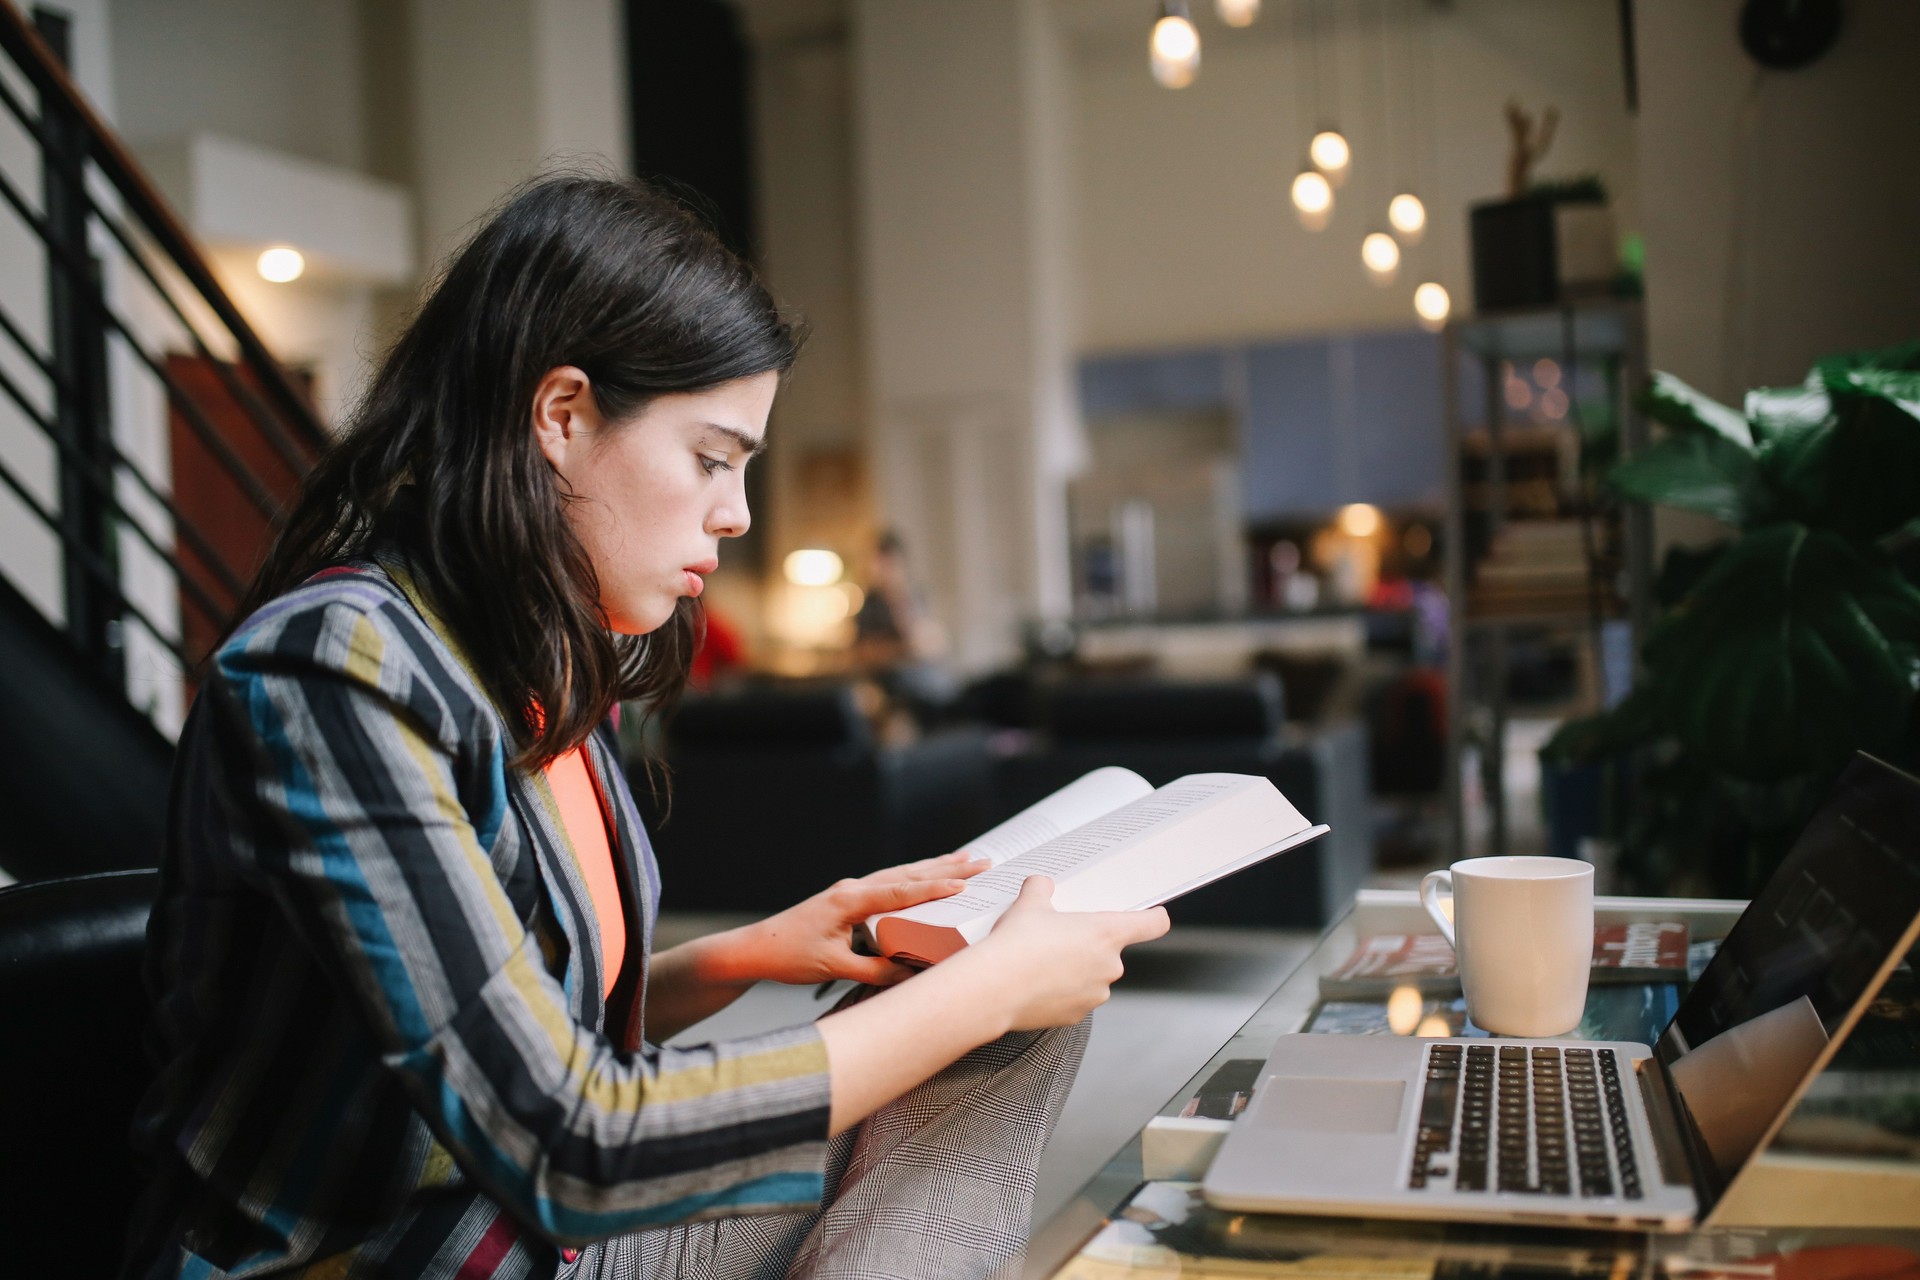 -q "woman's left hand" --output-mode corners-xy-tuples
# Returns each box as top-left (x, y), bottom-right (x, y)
(725, 850), (991, 987)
